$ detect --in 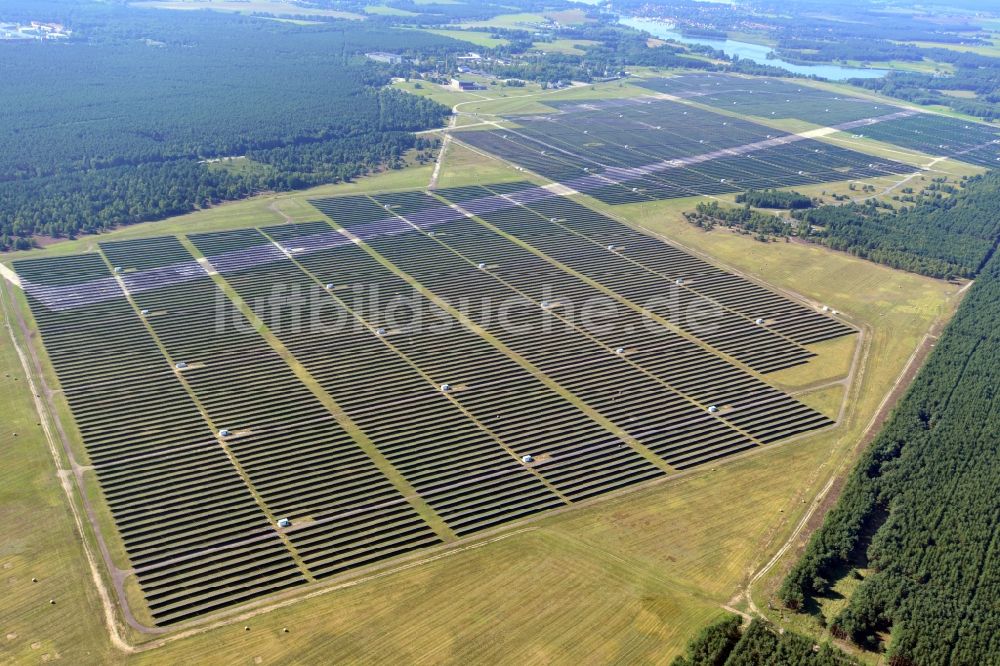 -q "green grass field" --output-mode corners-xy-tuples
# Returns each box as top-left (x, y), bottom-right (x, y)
(422, 29), (509, 49)
(531, 39), (600, 55)
(0, 74), (966, 664)
(435, 142), (533, 189)
(843, 57), (953, 75)
(442, 81), (651, 117)
(393, 80), (476, 109)
(365, 4), (417, 16)
(456, 12), (548, 29)
(903, 39), (1000, 59)
(390, 76), (648, 120)
(940, 89), (979, 99)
